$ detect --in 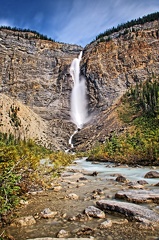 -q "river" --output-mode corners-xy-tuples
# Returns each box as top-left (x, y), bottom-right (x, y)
(3, 158), (159, 240)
